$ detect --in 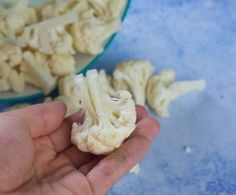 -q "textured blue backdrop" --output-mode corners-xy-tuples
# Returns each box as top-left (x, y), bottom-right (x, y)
(1, 0), (236, 195)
